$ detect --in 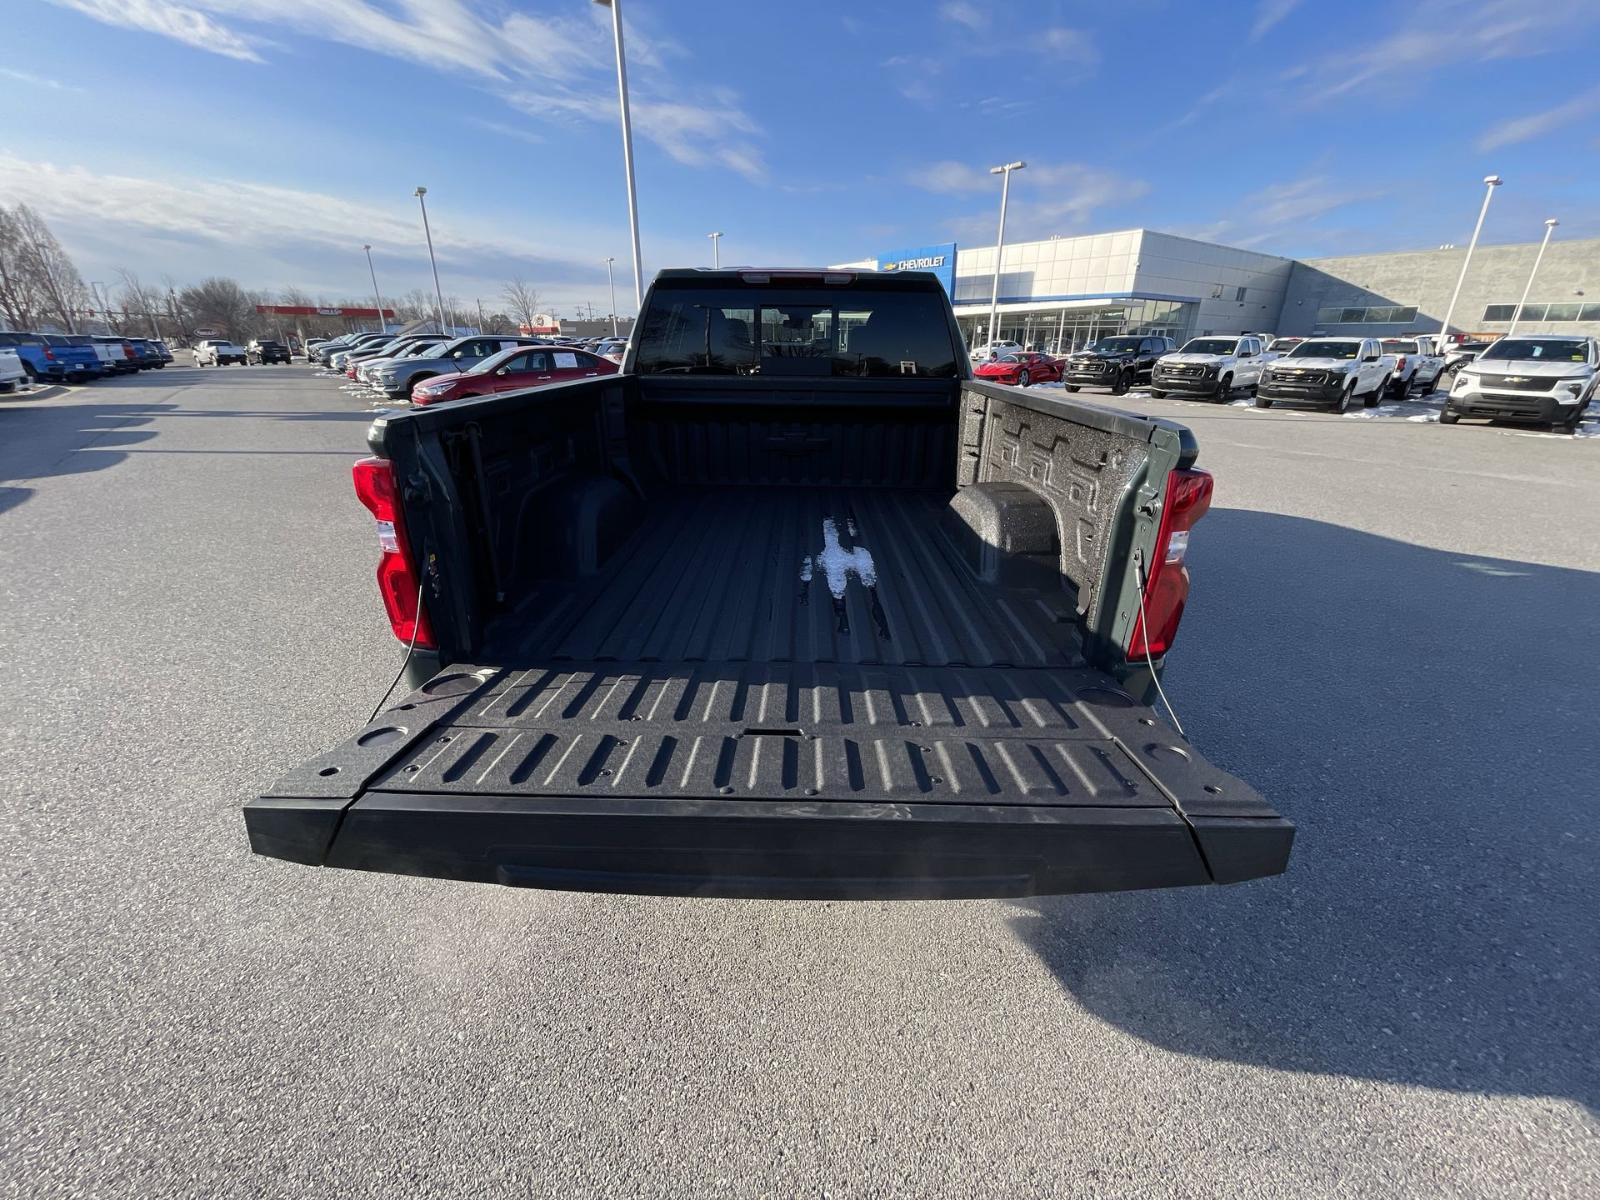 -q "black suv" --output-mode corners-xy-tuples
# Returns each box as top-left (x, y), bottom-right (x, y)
(1063, 335), (1177, 395)
(247, 339), (291, 365)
